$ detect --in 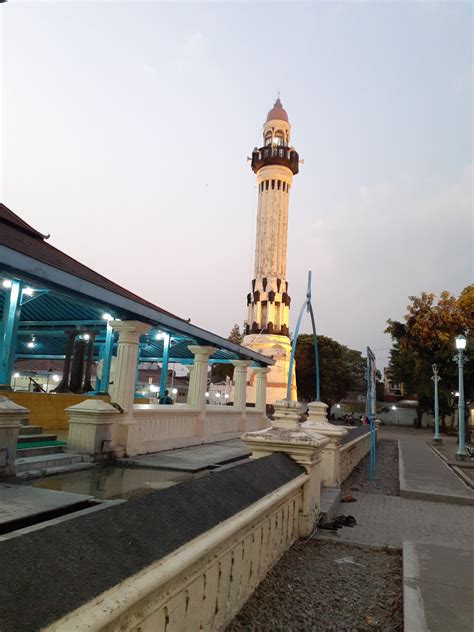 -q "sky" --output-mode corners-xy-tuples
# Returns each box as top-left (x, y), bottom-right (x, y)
(1, 1), (472, 369)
